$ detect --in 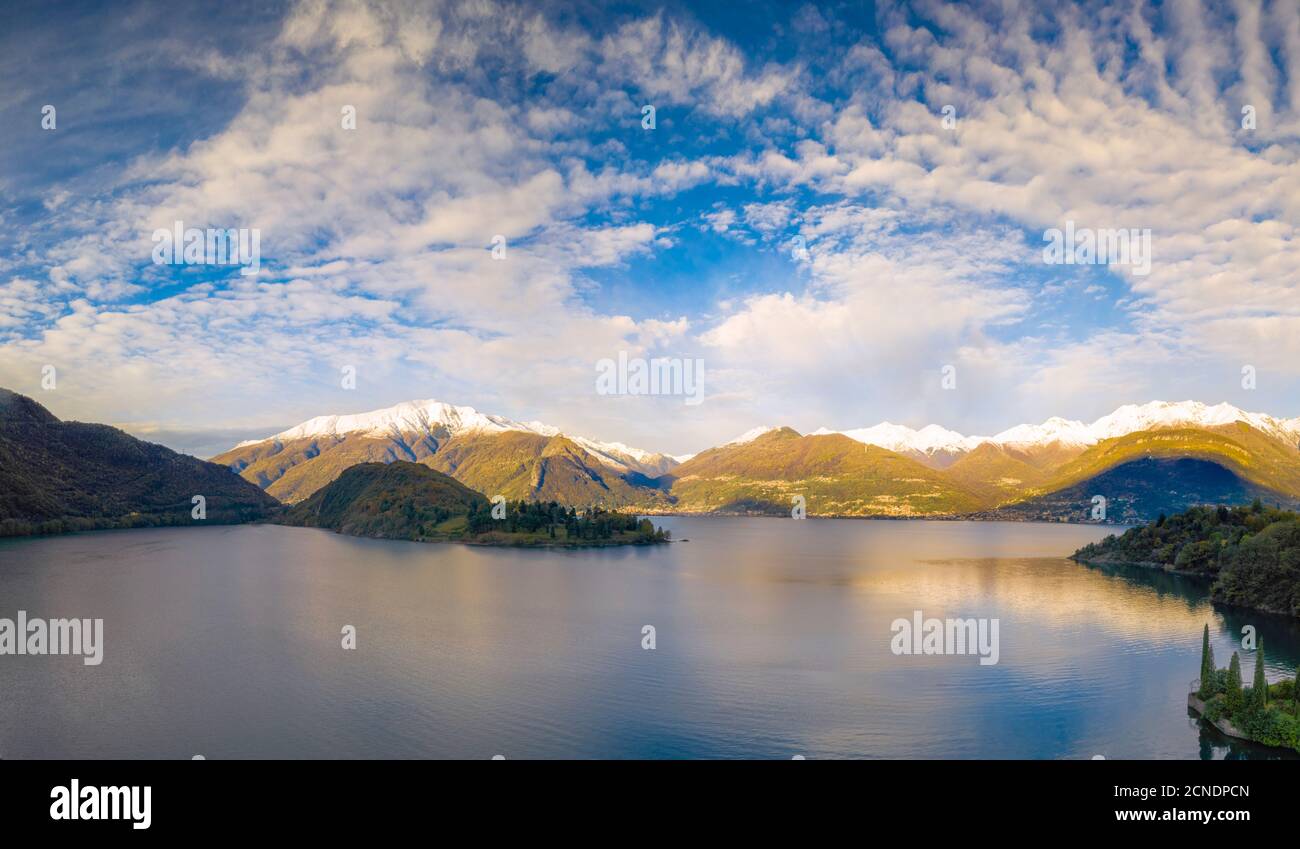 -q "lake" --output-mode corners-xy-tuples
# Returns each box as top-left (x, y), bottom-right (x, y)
(1, 517), (1297, 759)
